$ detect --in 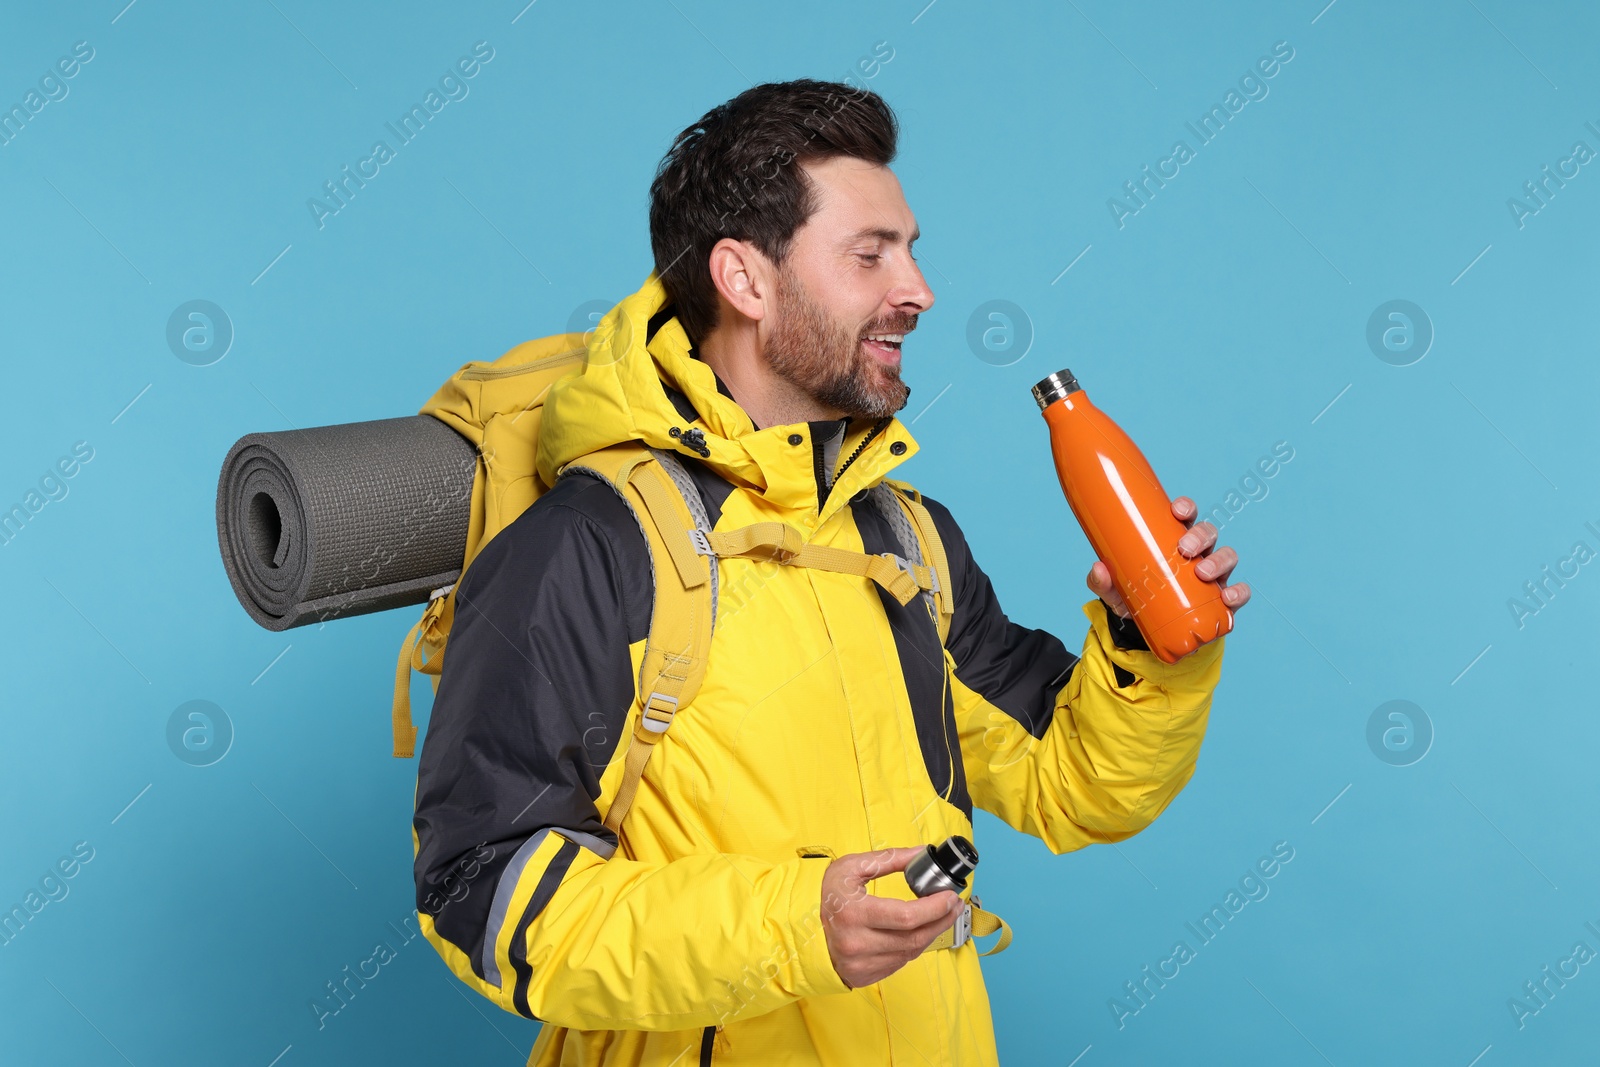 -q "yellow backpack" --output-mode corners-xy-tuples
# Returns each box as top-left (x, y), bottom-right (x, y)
(392, 332), (957, 837)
